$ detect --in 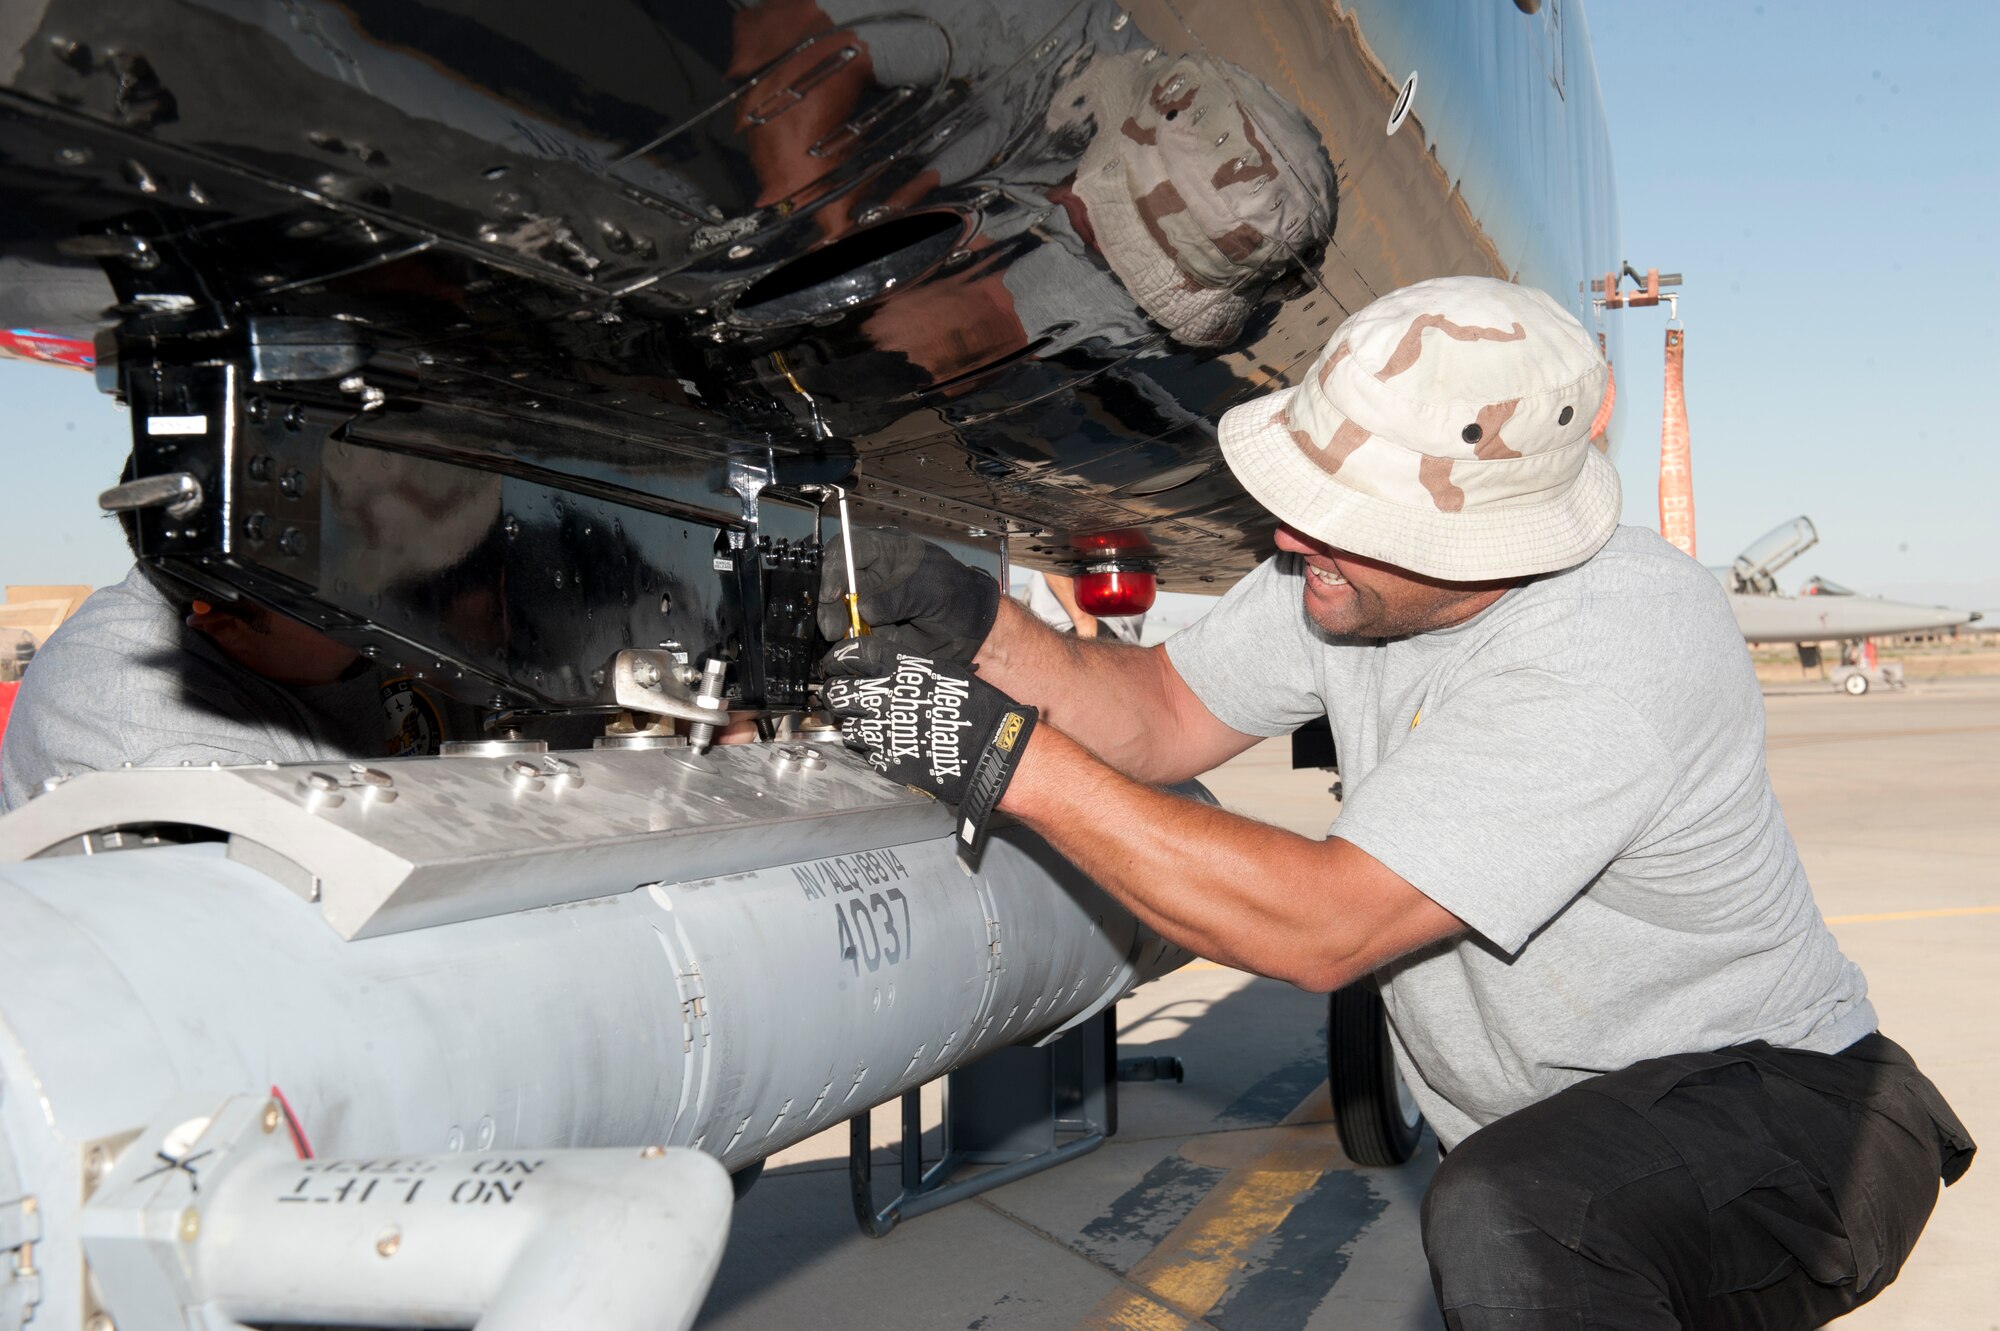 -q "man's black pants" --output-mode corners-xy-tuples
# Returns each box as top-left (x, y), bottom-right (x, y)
(1420, 1033), (1974, 1329)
